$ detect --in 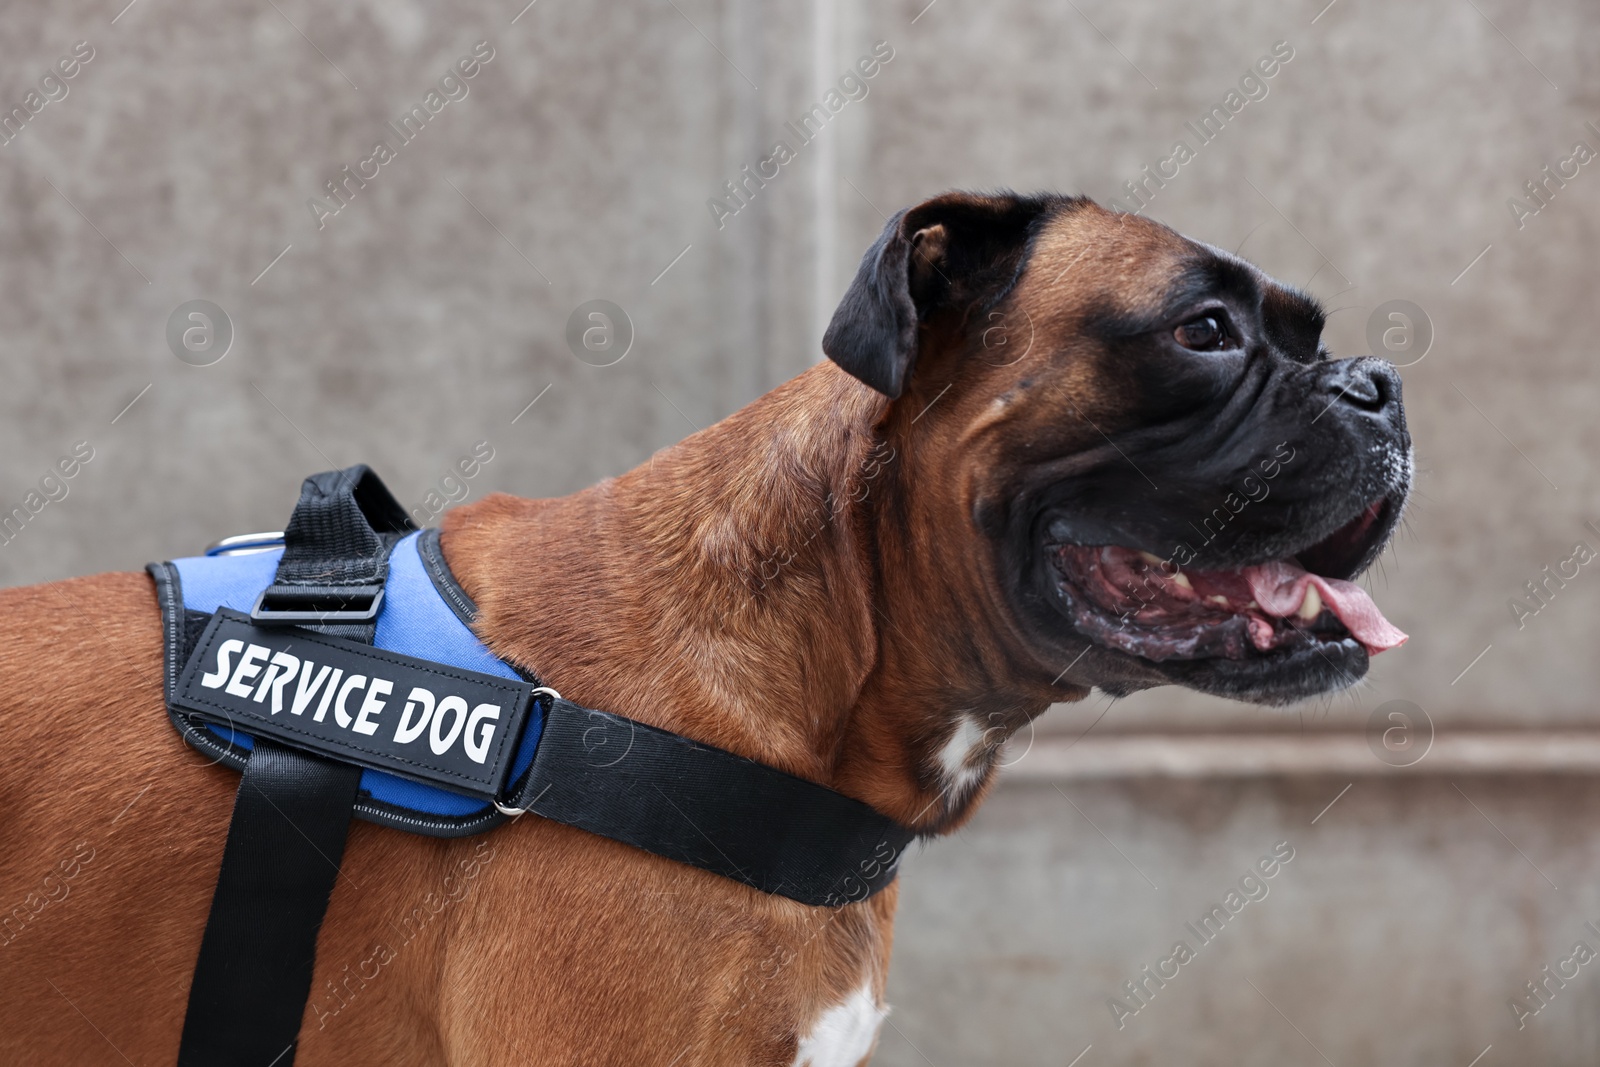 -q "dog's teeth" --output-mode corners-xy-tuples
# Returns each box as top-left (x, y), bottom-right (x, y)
(1208, 595), (1229, 607)
(1170, 571), (1193, 590)
(1297, 584), (1323, 621)
(1139, 551), (1163, 566)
